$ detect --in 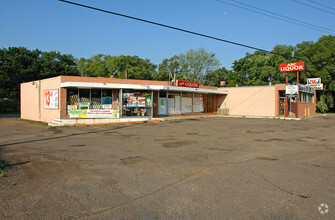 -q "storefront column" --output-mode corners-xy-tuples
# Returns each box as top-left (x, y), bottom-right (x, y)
(119, 88), (123, 118)
(166, 91), (169, 115)
(192, 93), (194, 113)
(151, 90), (154, 118)
(180, 91), (182, 114)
